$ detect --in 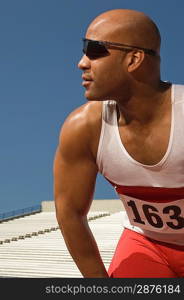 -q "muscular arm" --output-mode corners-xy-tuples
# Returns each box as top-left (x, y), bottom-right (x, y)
(53, 103), (109, 277)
